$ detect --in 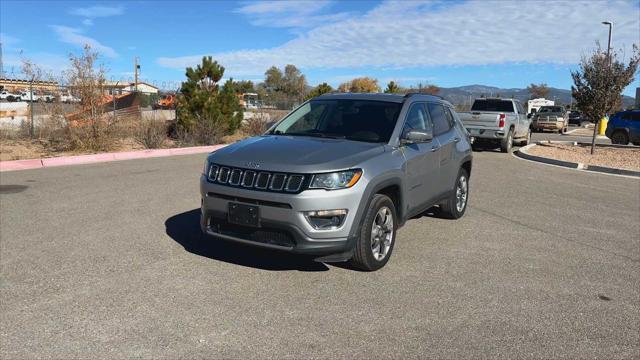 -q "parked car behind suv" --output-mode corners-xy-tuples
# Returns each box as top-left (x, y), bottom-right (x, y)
(459, 97), (531, 152)
(532, 105), (569, 133)
(200, 93), (473, 271)
(605, 110), (640, 145)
